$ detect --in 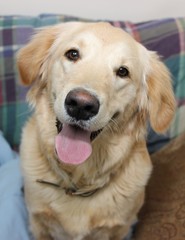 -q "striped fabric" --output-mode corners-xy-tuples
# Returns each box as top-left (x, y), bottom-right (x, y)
(0, 14), (185, 150)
